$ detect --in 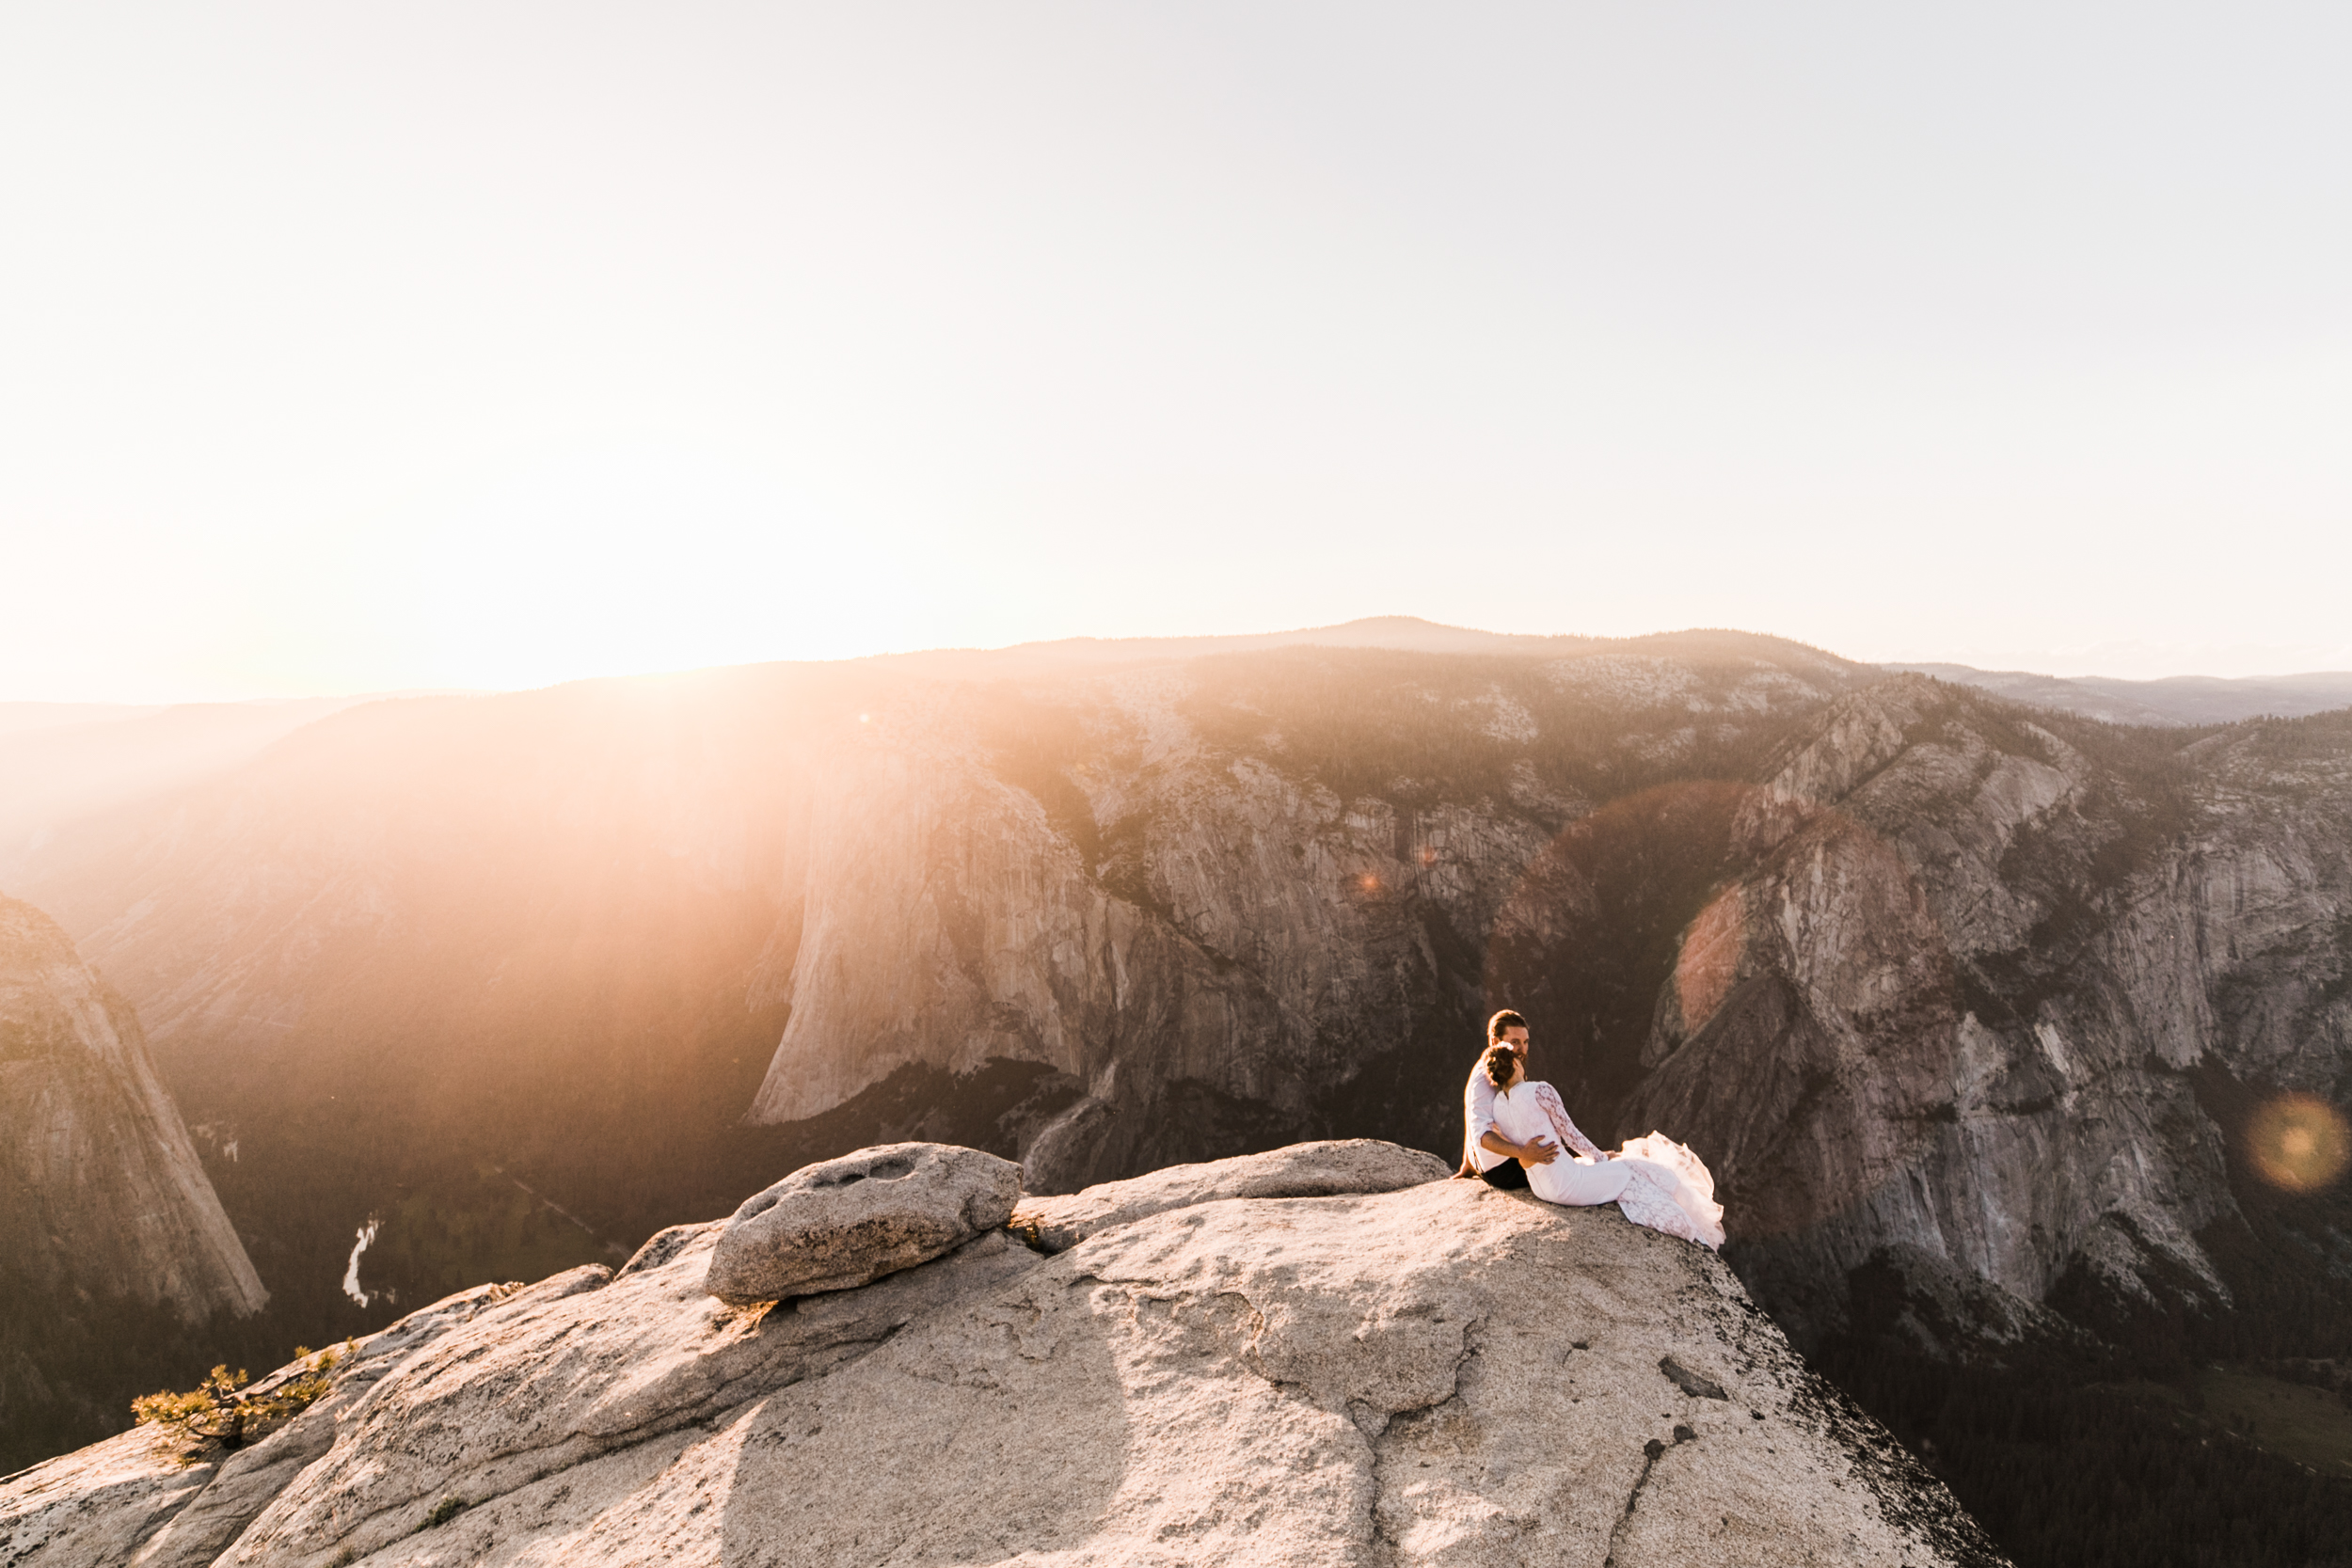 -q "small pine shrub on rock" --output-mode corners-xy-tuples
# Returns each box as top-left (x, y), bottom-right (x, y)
(131, 1342), (347, 1458)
